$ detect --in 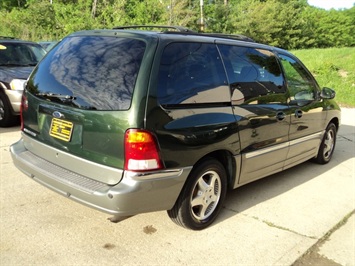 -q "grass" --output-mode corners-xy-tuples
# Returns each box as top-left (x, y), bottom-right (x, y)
(291, 47), (355, 107)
